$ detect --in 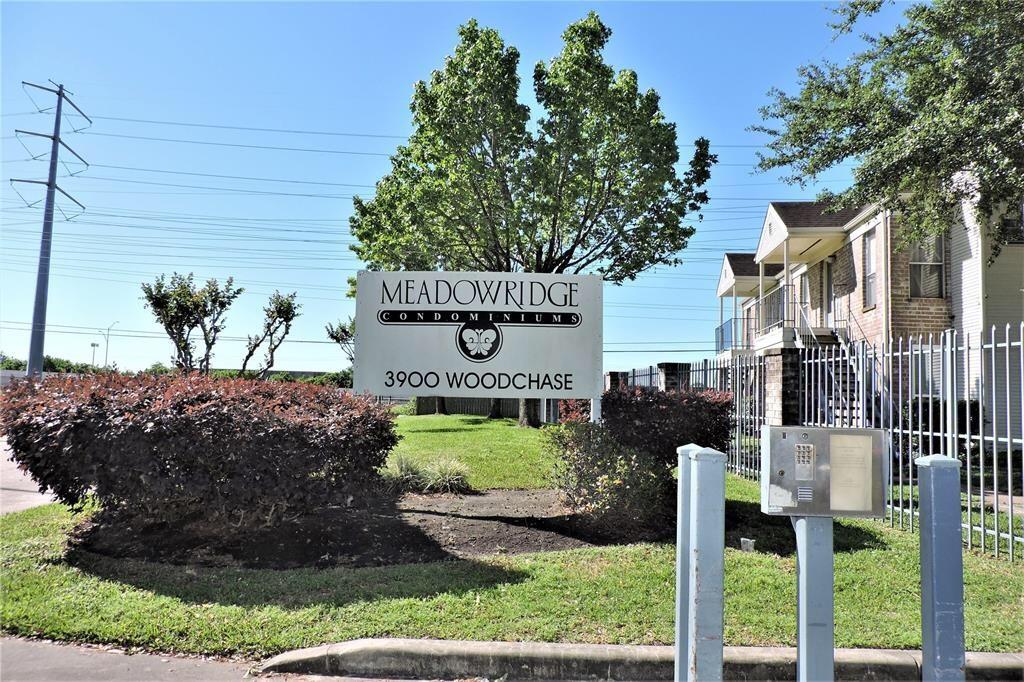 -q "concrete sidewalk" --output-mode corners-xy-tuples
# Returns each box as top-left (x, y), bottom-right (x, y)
(0, 638), (450, 681)
(0, 638), (252, 681)
(1, 439), (55, 515)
